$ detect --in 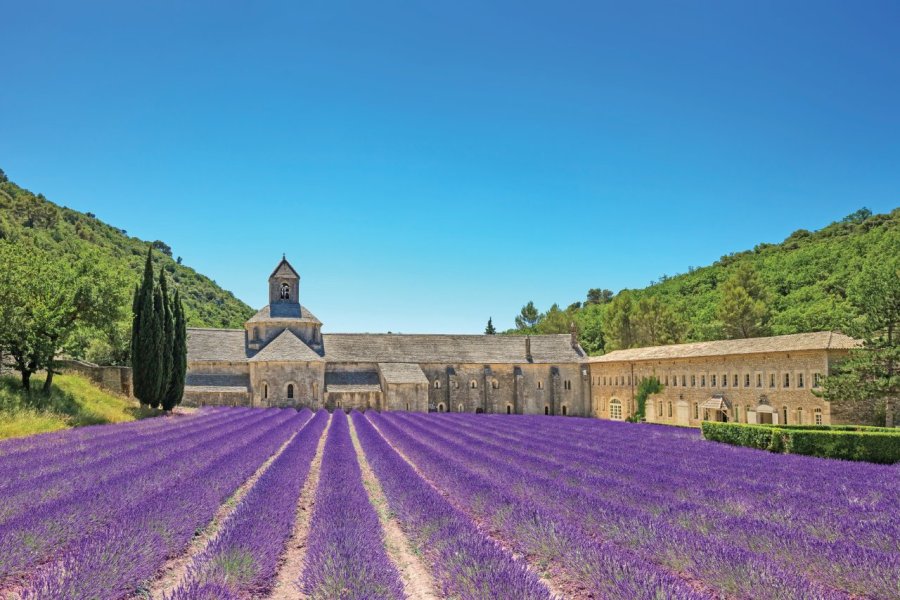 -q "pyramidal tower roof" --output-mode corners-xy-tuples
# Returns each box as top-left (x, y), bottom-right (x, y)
(269, 254), (300, 280)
